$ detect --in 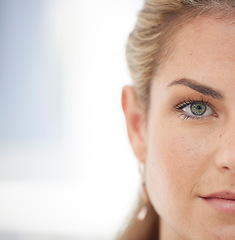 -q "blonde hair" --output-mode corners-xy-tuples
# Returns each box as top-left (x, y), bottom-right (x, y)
(119, 0), (235, 240)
